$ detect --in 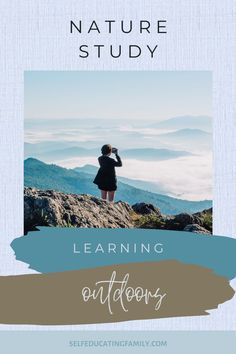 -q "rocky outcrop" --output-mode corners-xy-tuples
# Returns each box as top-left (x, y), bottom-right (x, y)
(164, 213), (203, 231)
(24, 187), (134, 233)
(132, 202), (161, 216)
(183, 224), (211, 234)
(24, 188), (212, 235)
(132, 205), (212, 234)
